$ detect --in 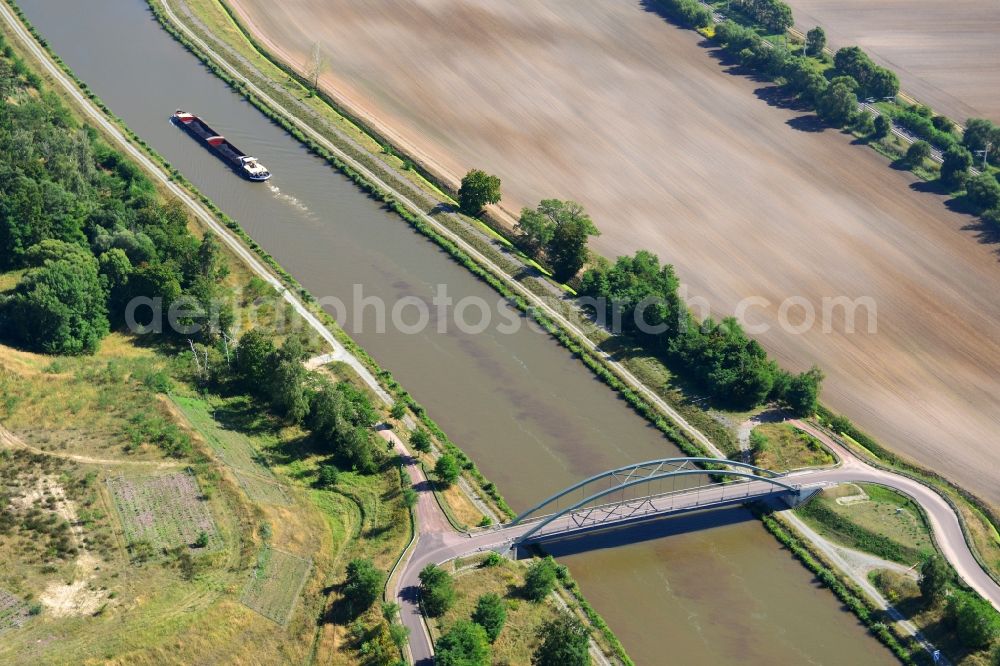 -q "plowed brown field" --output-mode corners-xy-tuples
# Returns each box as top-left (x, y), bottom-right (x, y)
(229, 0), (1000, 504)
